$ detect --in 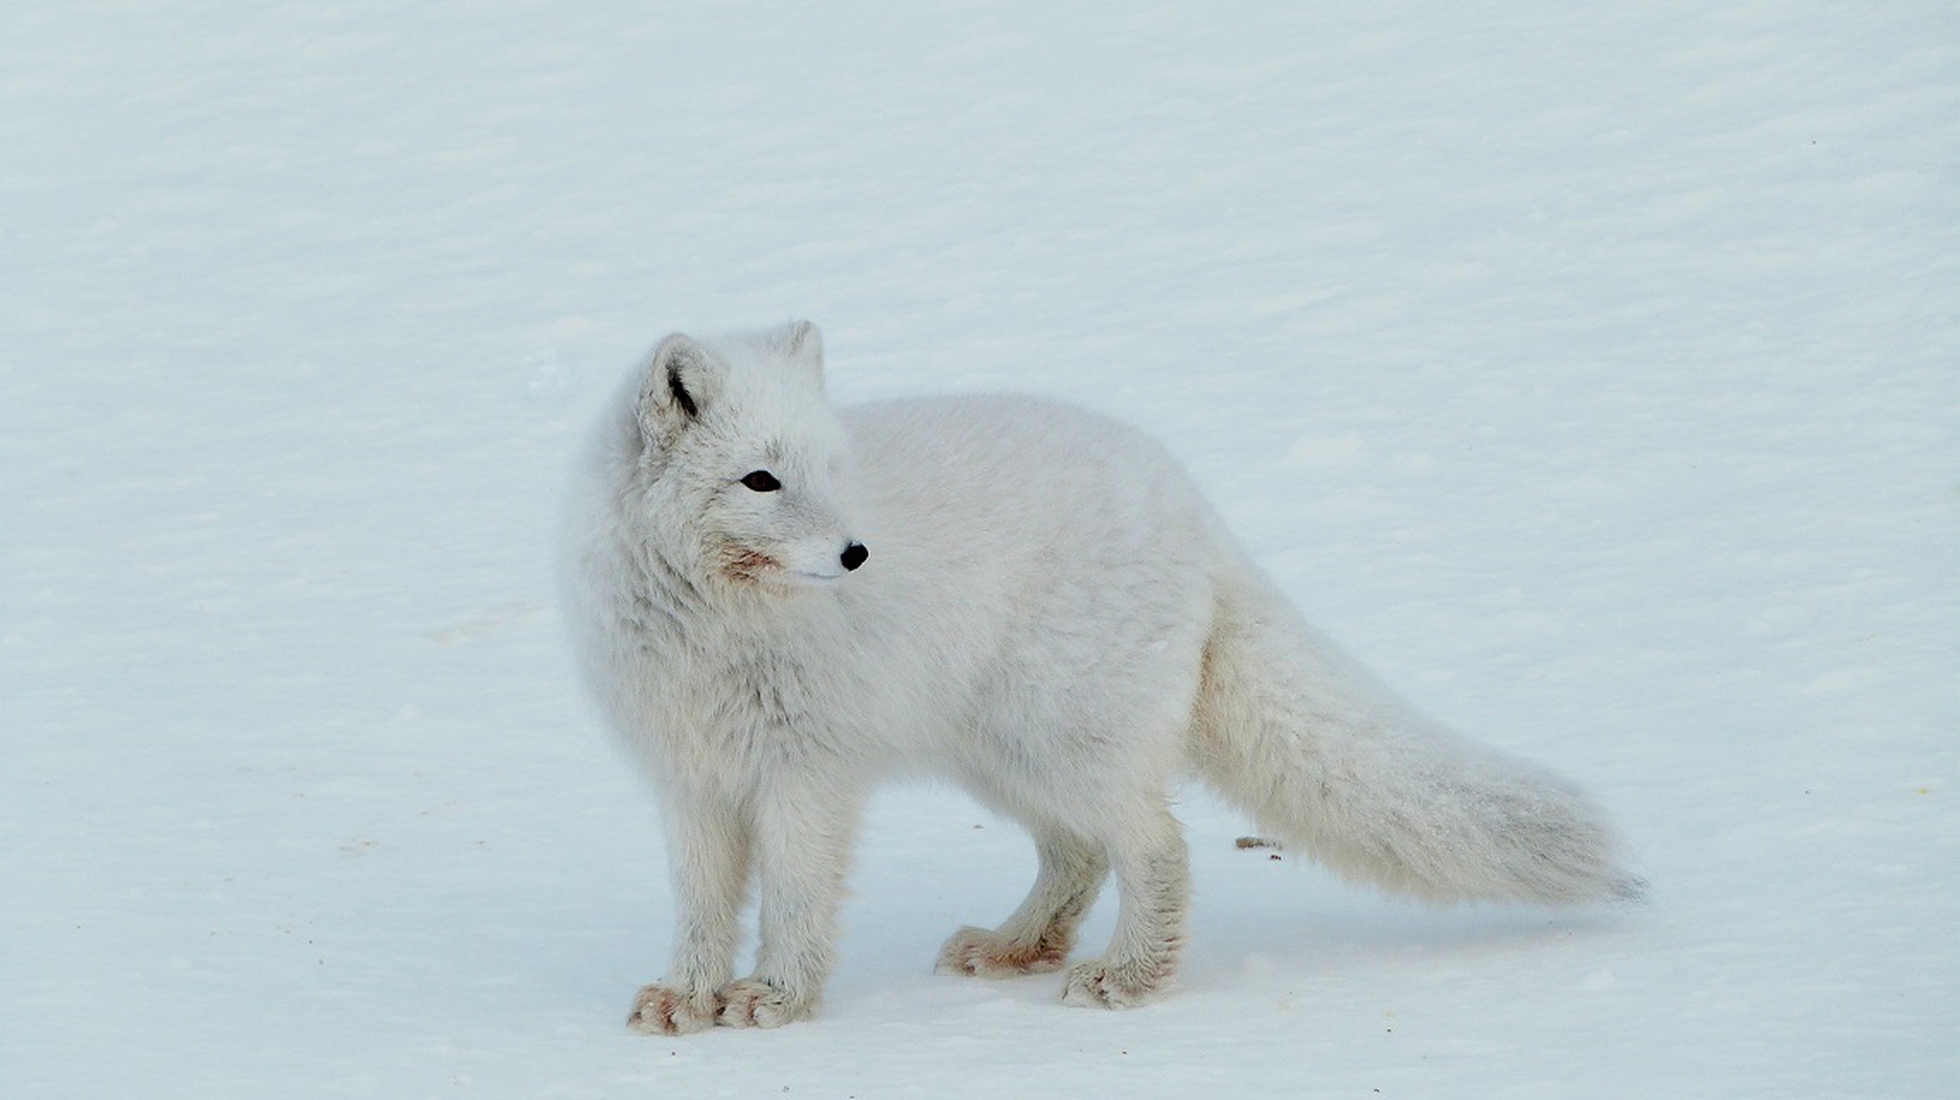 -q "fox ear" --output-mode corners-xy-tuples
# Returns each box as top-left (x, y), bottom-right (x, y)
(638, 333), (720, 440)
(774, 320), (824, 380)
